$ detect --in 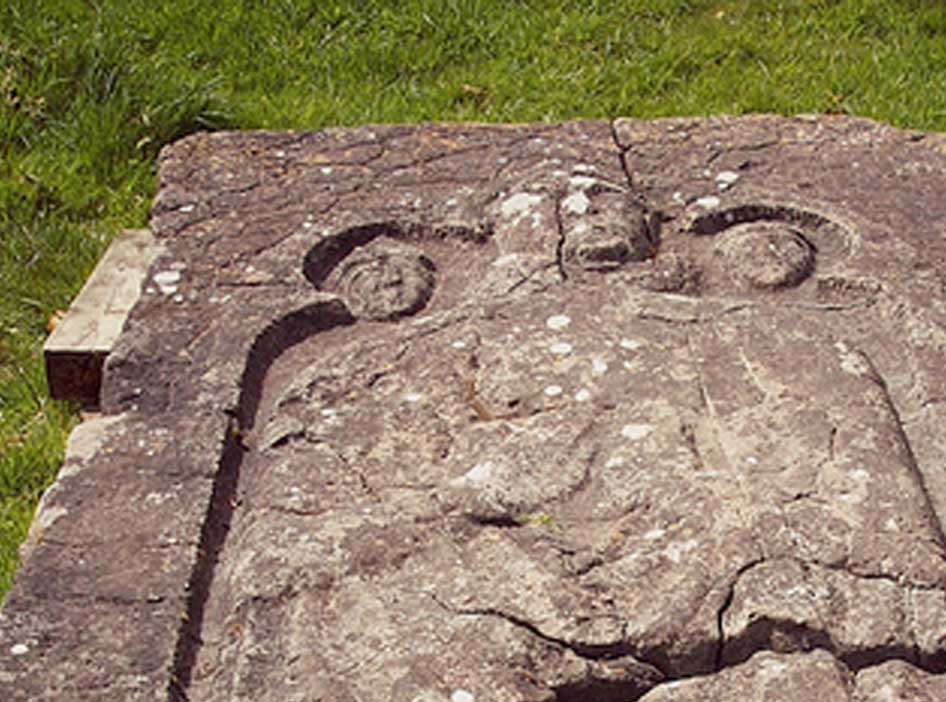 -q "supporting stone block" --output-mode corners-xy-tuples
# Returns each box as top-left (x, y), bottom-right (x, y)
(43, 228), (163, 407)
